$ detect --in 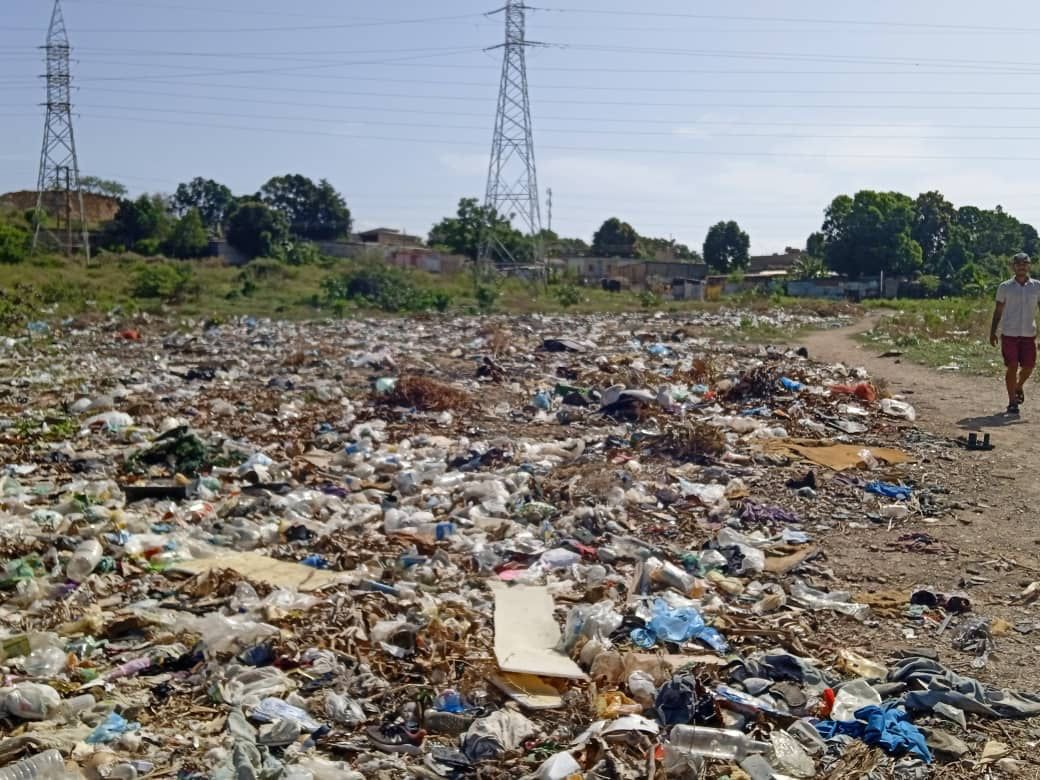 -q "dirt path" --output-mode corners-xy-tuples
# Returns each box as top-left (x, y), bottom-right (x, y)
(796, 316), (1040, 694)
